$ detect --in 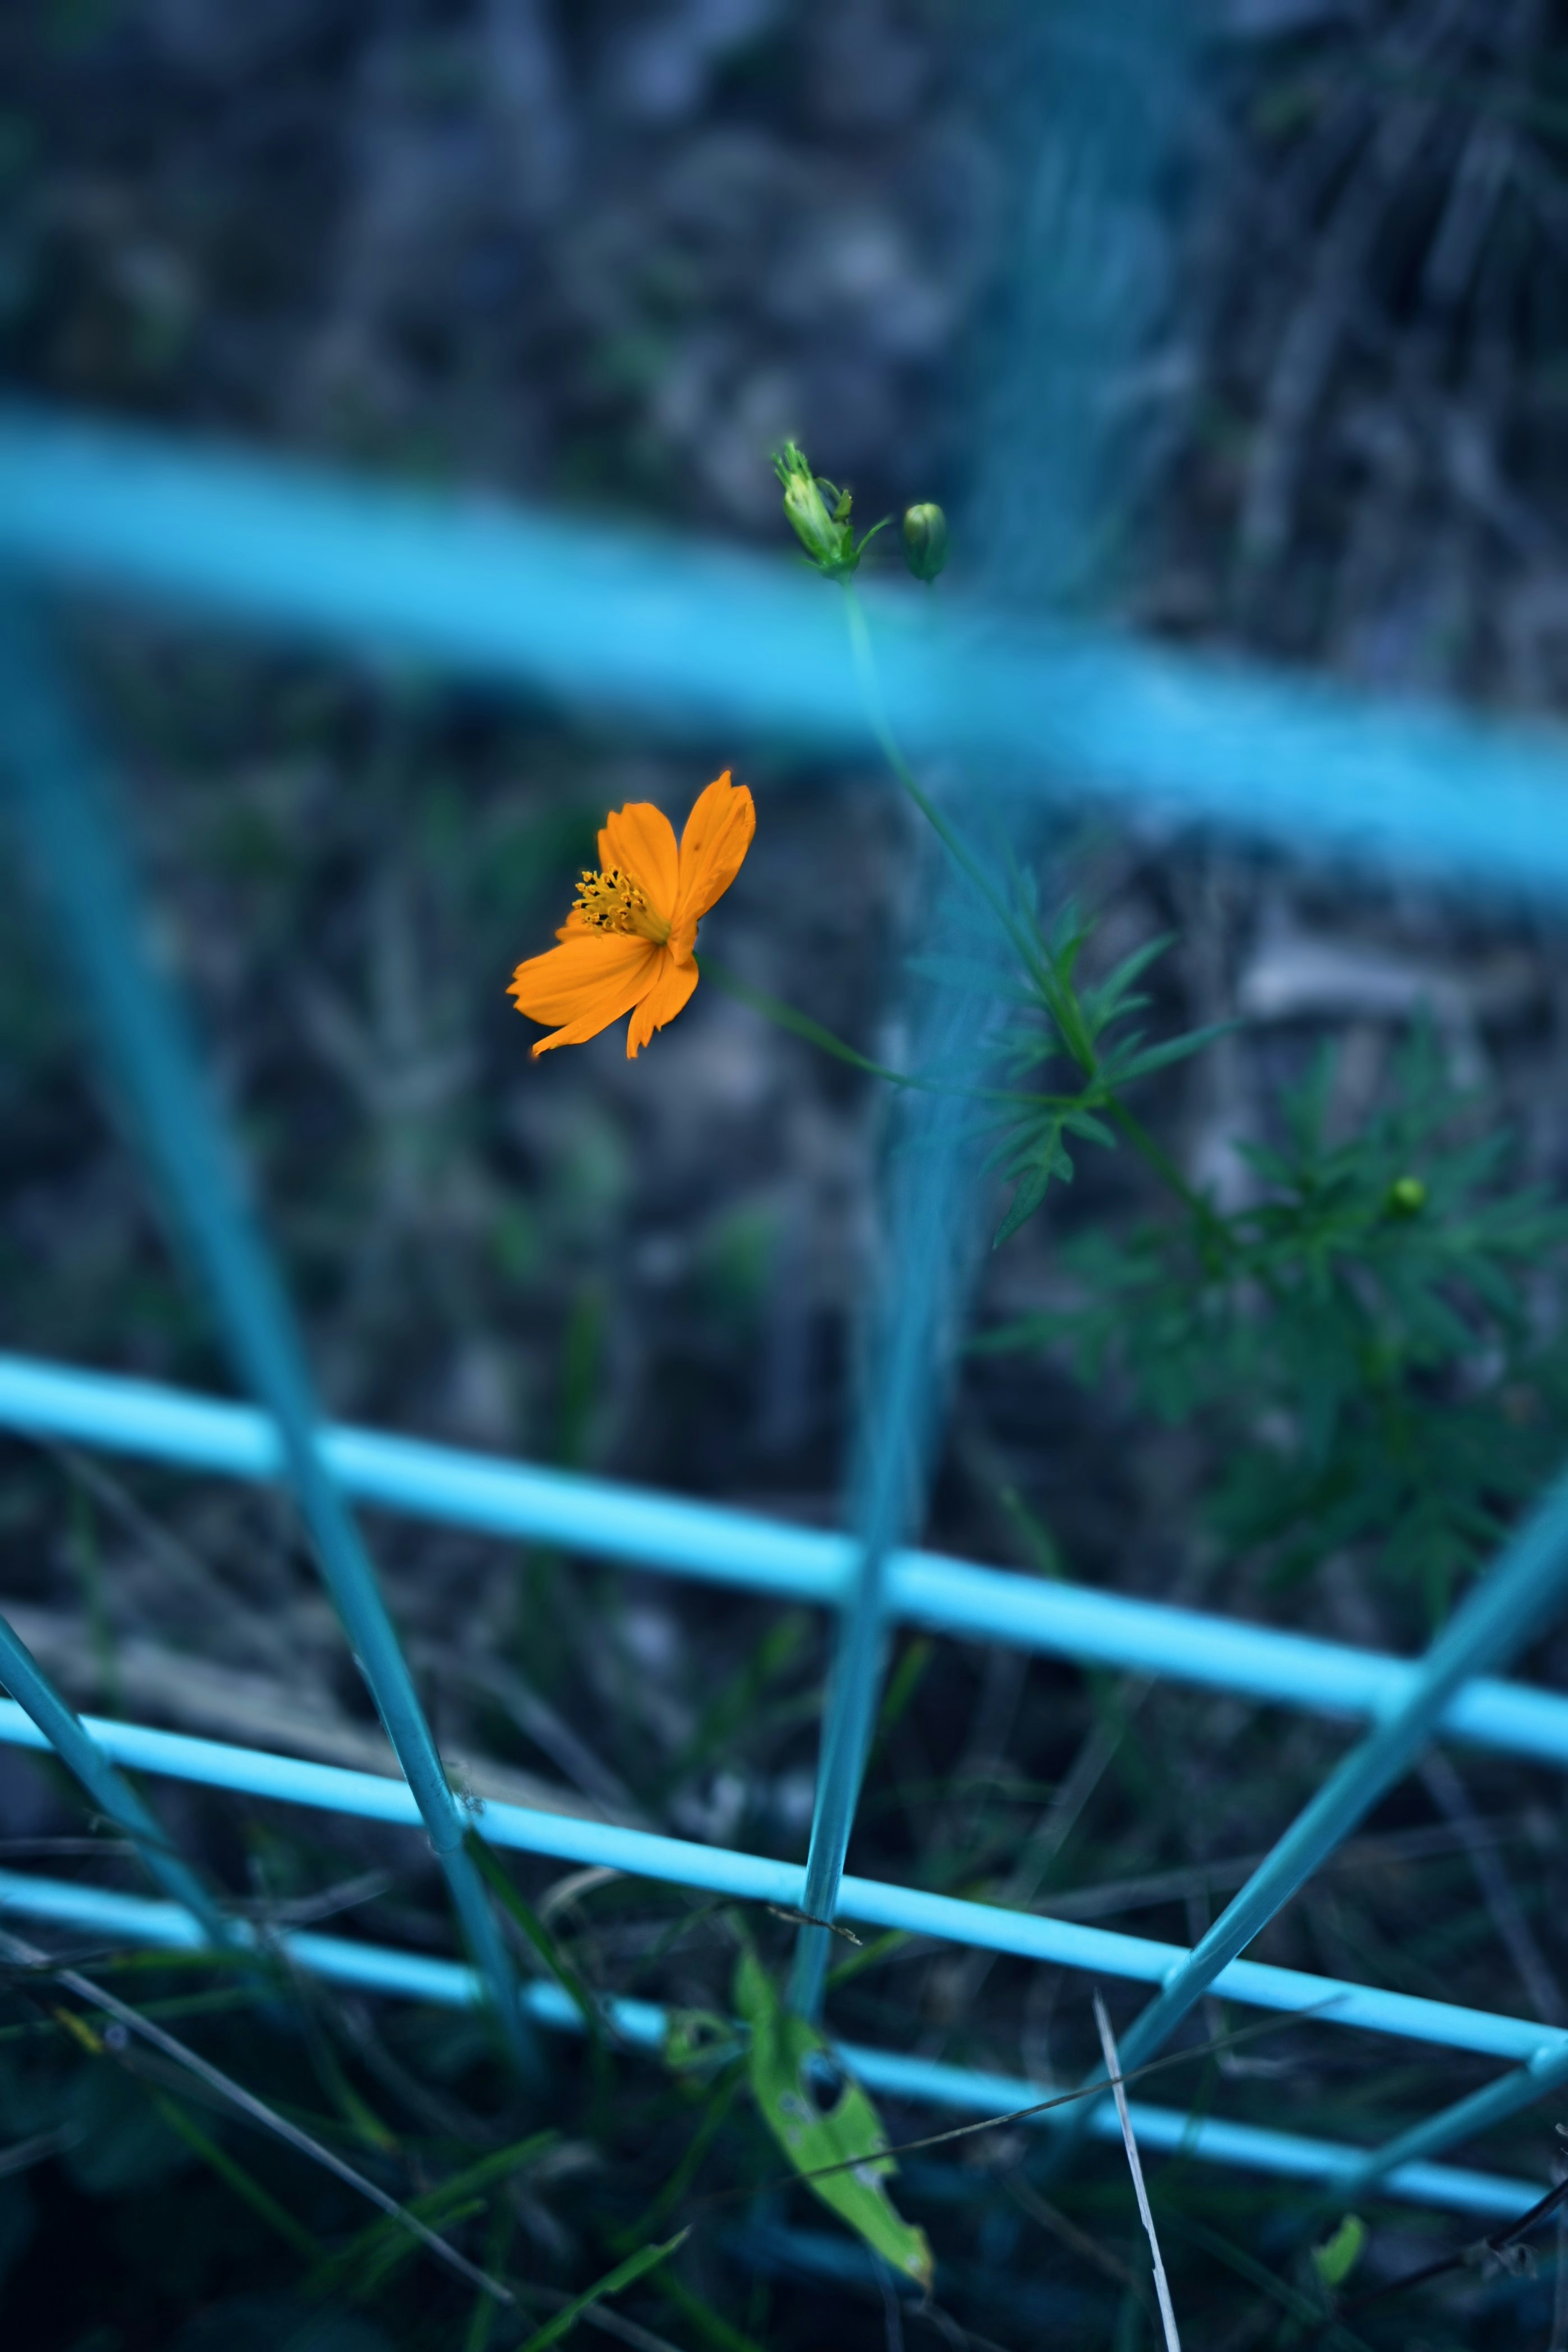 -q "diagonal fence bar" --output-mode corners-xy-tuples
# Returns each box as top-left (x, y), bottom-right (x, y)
(0, 587), (535, 2076)
(784, 1511), (893, 2019)
(1330, 2047), (1568, 2208)
(6, 205), (1568, 2205)
(0, 1866), (1544, 2223)
(8, 1351), (1568, 1772)
(12, 1356), (1568, 2176)
(787, 953), (993, 2017)
(786, 0), (1192, 2029)
(1066, 1451), (1568, 2141)
(0, 1615), (231, 1944)
(0, 0), (1564, 2236)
